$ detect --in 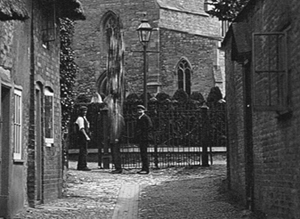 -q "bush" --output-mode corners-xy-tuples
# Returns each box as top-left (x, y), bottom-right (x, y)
(139, 92), (152, 103)
(172, 89), (189, 102)
(190, 91), (205, 104)
(155, 92), (171, 102)
(207, 87), (223, 103)
(126, 93), (140, 102)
